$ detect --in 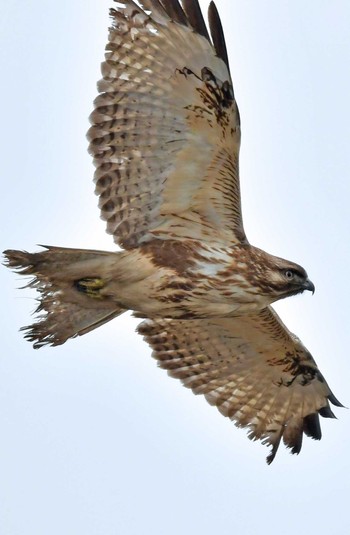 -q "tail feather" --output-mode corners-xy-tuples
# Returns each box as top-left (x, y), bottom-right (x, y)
(3, 246), (126, 348)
